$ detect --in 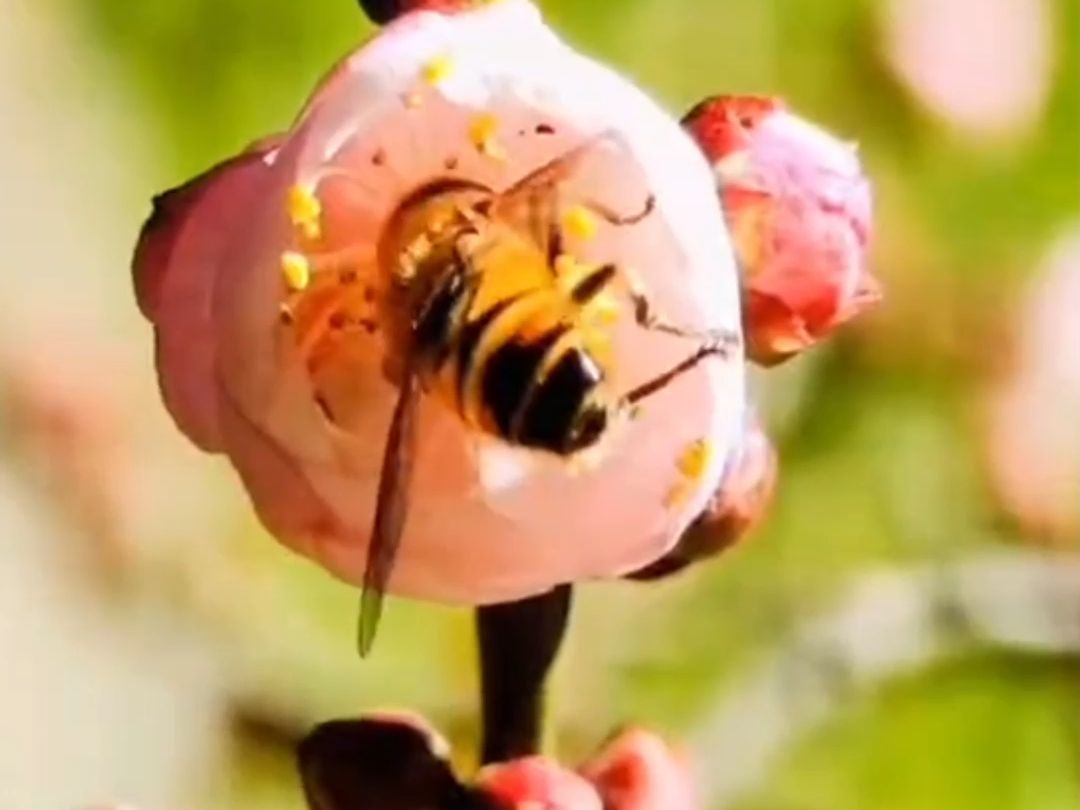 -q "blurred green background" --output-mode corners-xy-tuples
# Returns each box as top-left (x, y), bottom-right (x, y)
(0, 0), (1077, 808)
